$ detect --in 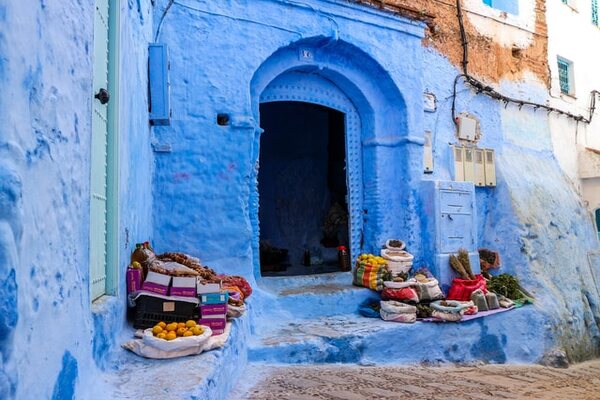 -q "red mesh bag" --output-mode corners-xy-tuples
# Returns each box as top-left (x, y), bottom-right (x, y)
(447, 275), (487, 301)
